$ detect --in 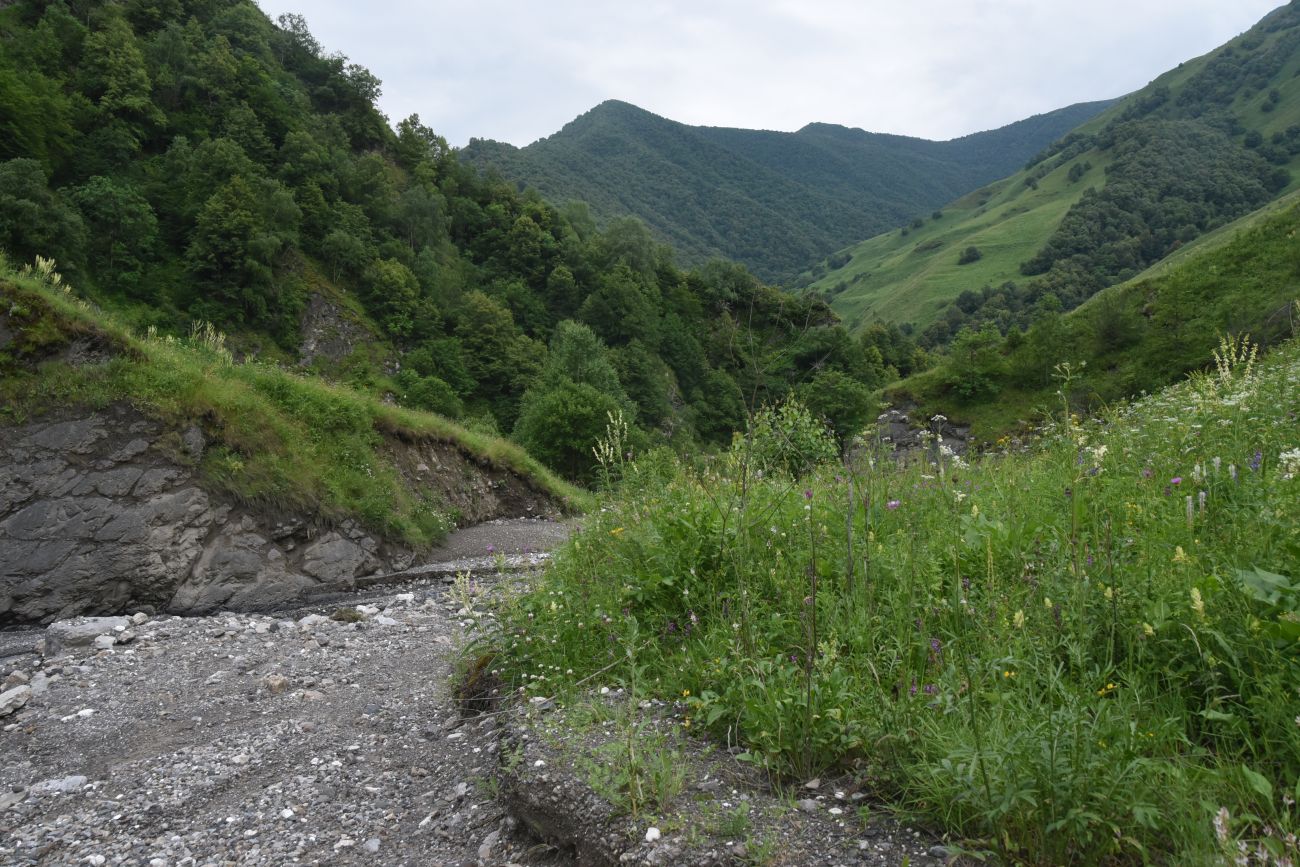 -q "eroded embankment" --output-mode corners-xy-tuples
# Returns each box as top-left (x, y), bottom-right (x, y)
(0, 402), (561, 624)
